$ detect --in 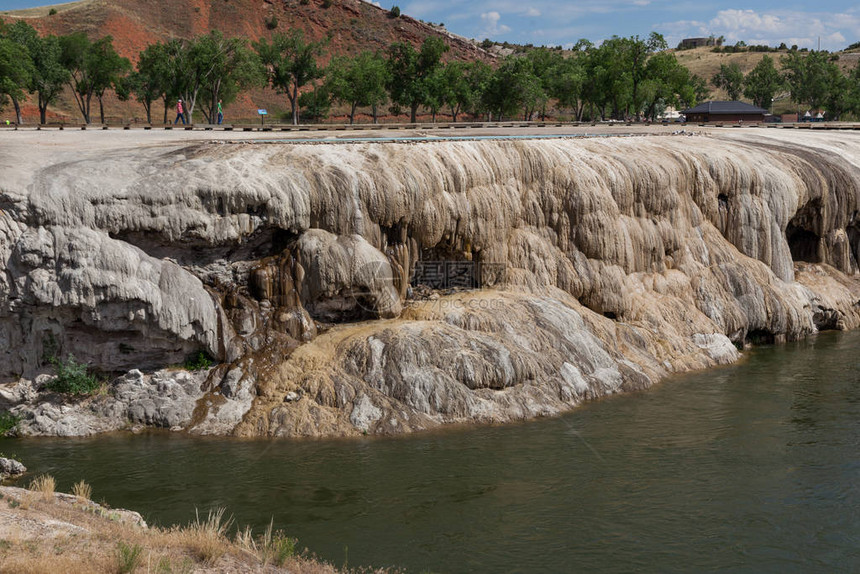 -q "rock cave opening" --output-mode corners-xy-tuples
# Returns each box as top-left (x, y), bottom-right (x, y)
(411, 245), (489, 292)
(786, 224), (821, 263)
(786, 199), (823, 264)
(745, 329), (775, 347)
(848, 214), (860, 270)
